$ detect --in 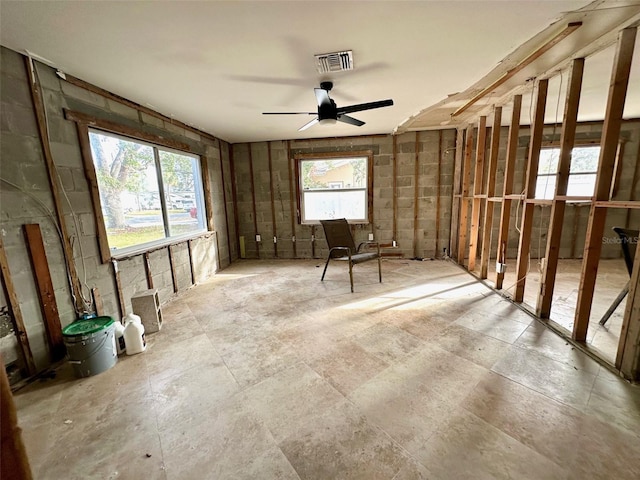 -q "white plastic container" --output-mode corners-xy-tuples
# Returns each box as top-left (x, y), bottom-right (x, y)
(123, 313), (146, 355)
(114, 320), (126, 355)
